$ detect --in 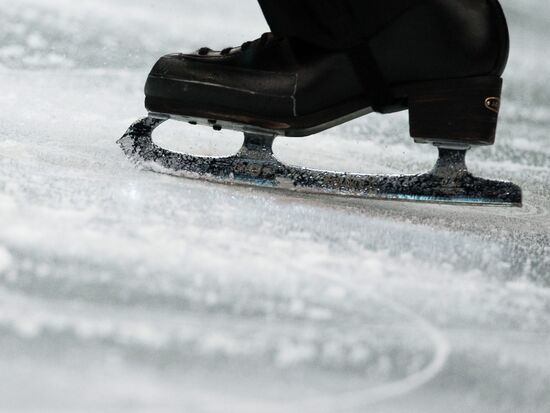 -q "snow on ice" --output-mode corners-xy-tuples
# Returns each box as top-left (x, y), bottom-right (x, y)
(0, 0), (549, 412)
